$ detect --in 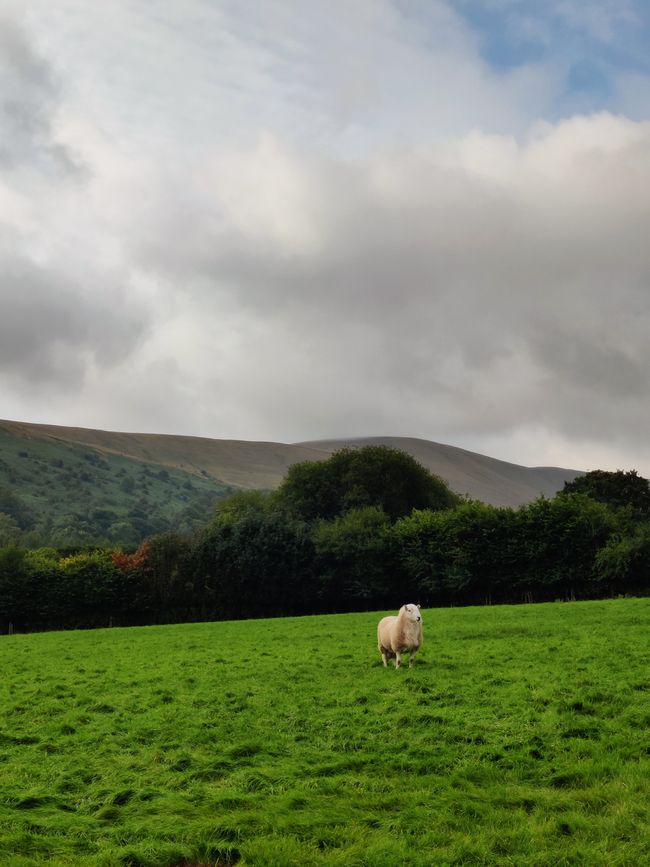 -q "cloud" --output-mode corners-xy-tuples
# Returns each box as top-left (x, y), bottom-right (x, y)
(0, 249), (147, 388)
(0, 11), (149, 398)
(0, 13), (77, 173)
(1, 2), (650, 476)
(116, 115), (650, 462)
